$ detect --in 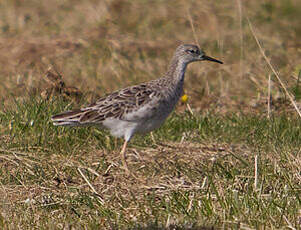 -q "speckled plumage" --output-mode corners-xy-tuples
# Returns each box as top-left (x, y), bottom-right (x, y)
(51, 44), (223, 171)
